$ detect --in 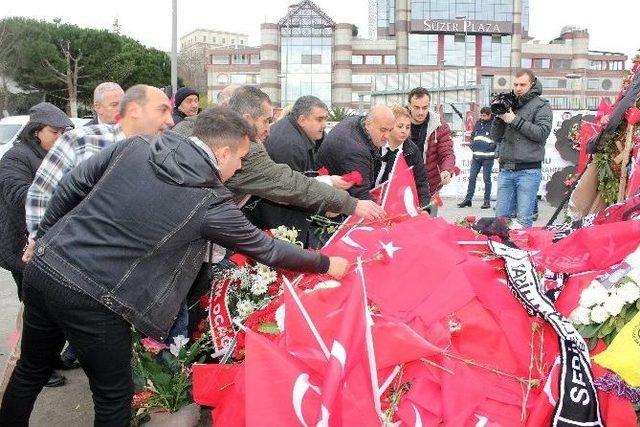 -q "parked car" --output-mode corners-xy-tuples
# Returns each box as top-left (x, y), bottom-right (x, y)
(0, 115), (90, 159)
